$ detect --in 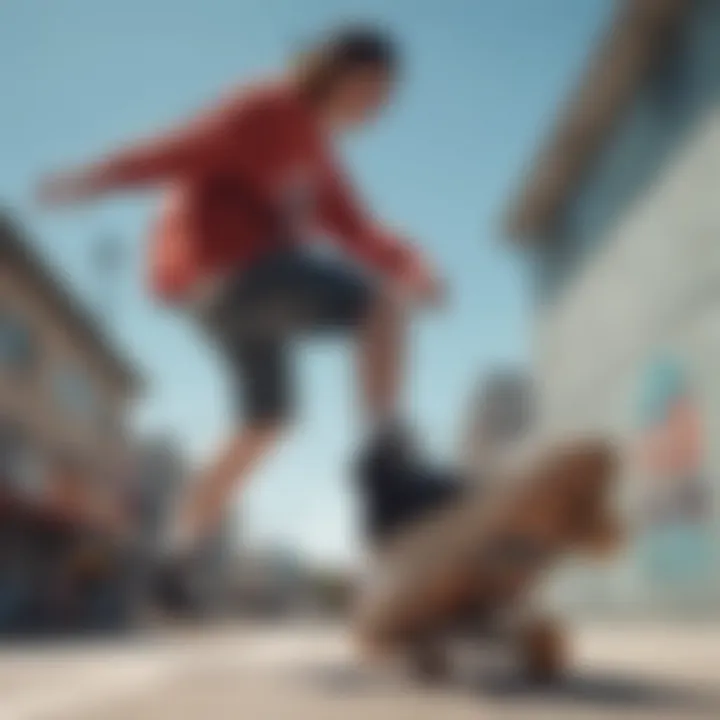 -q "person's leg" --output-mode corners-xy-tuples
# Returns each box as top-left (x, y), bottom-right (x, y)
(284, 251), (412, 428)
(167, 249), (408, 553)
(357, 286), (408, 425)
(171, 424), (281, 551)
(168, 334), (292, 555)
(278, 253), (409, 428)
